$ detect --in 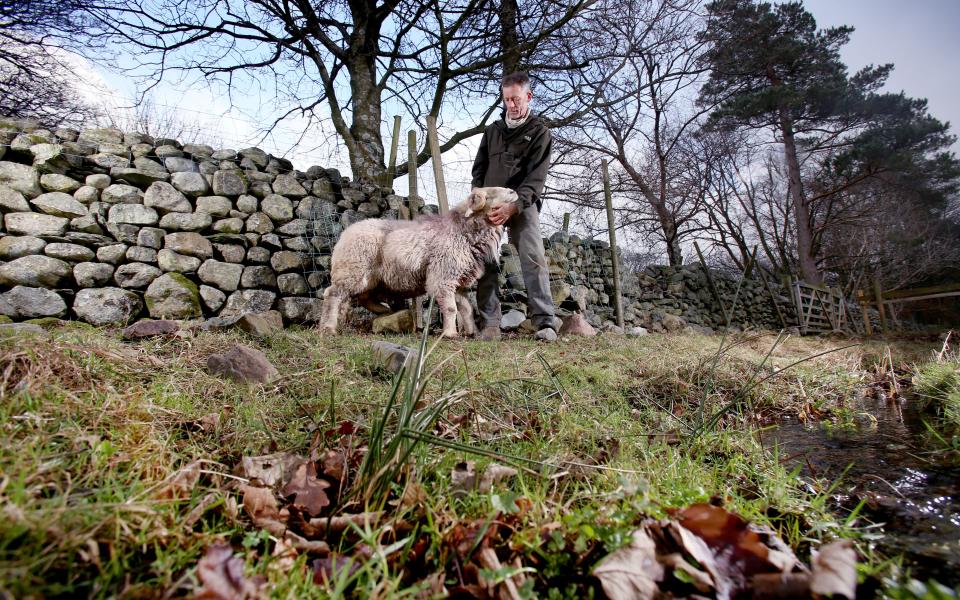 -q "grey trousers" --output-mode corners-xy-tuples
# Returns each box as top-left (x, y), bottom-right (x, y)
(476, 204), (556, 330)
